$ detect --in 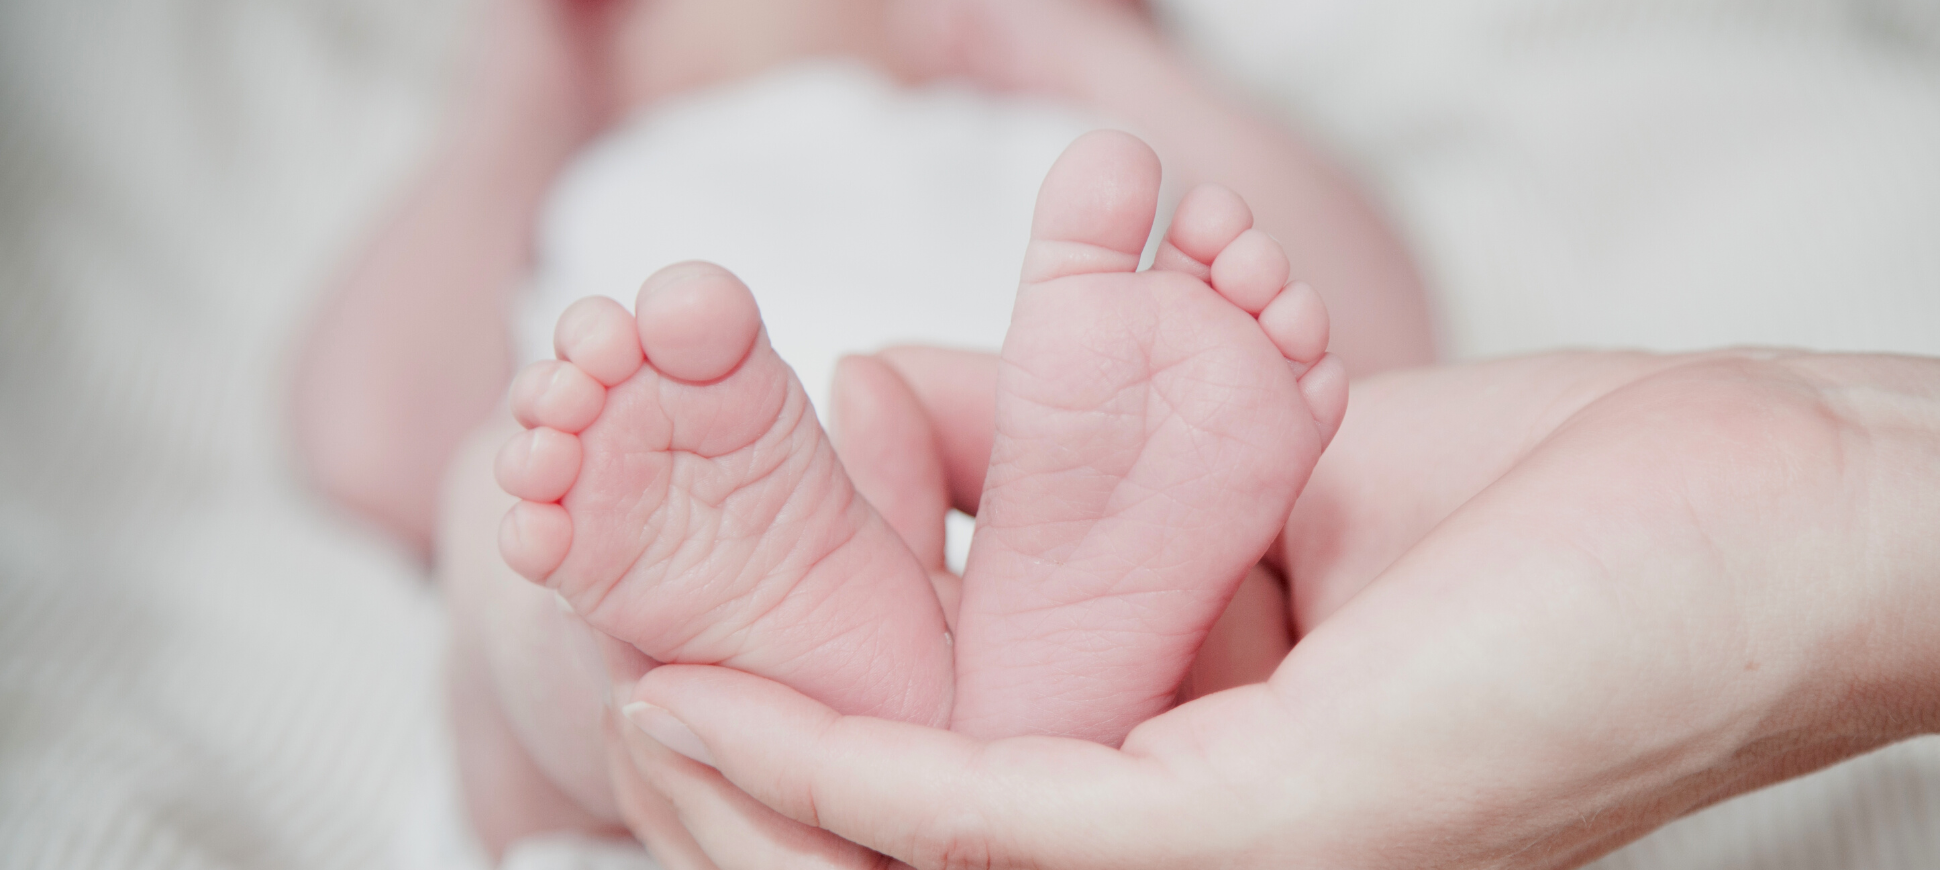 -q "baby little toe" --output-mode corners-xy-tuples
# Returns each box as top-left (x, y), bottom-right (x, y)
(555, 296), (646, 387)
